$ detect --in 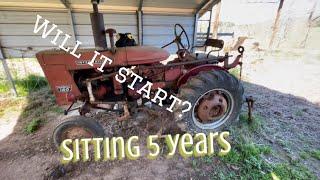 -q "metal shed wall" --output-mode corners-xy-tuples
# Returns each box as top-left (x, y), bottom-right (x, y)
(0, 10), (196, 57)
(143, 14), (195, 54)
(0, 10), (139, 58)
